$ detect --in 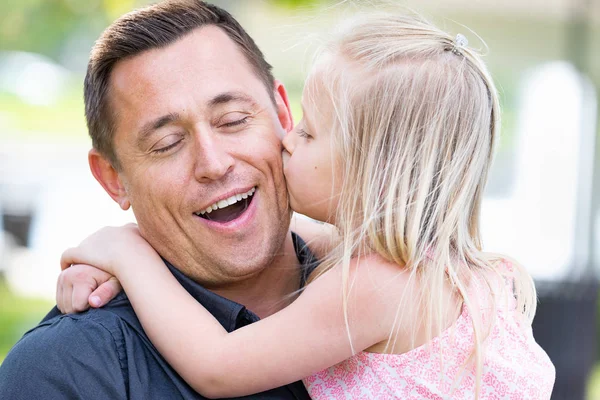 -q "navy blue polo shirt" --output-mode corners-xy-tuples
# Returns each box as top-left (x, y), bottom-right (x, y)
(0, 232), (319, 399)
